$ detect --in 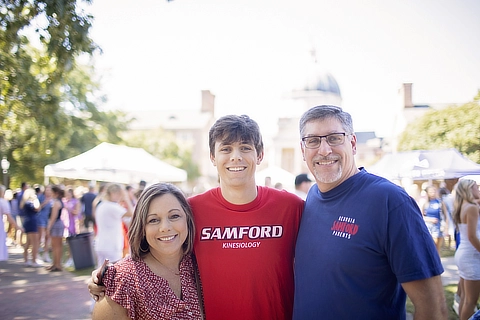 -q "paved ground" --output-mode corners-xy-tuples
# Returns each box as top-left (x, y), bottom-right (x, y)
(0, 245), (459, 320)
(0, 246), (93, 320)
(441, 255), (460, 286)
